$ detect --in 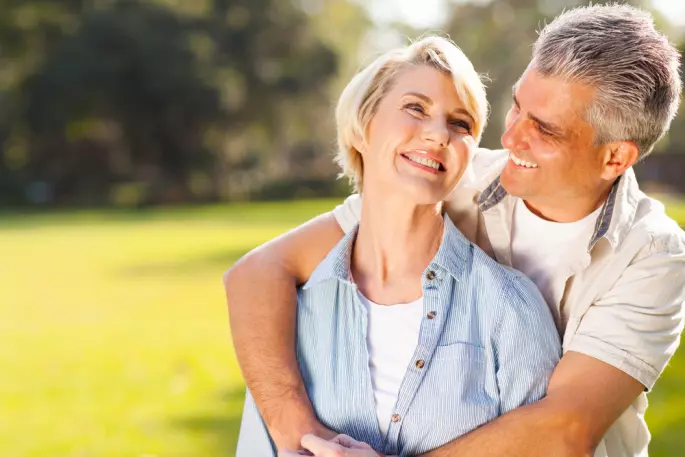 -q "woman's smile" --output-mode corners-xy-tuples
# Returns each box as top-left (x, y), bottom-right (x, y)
(400, 151), (446, 174)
